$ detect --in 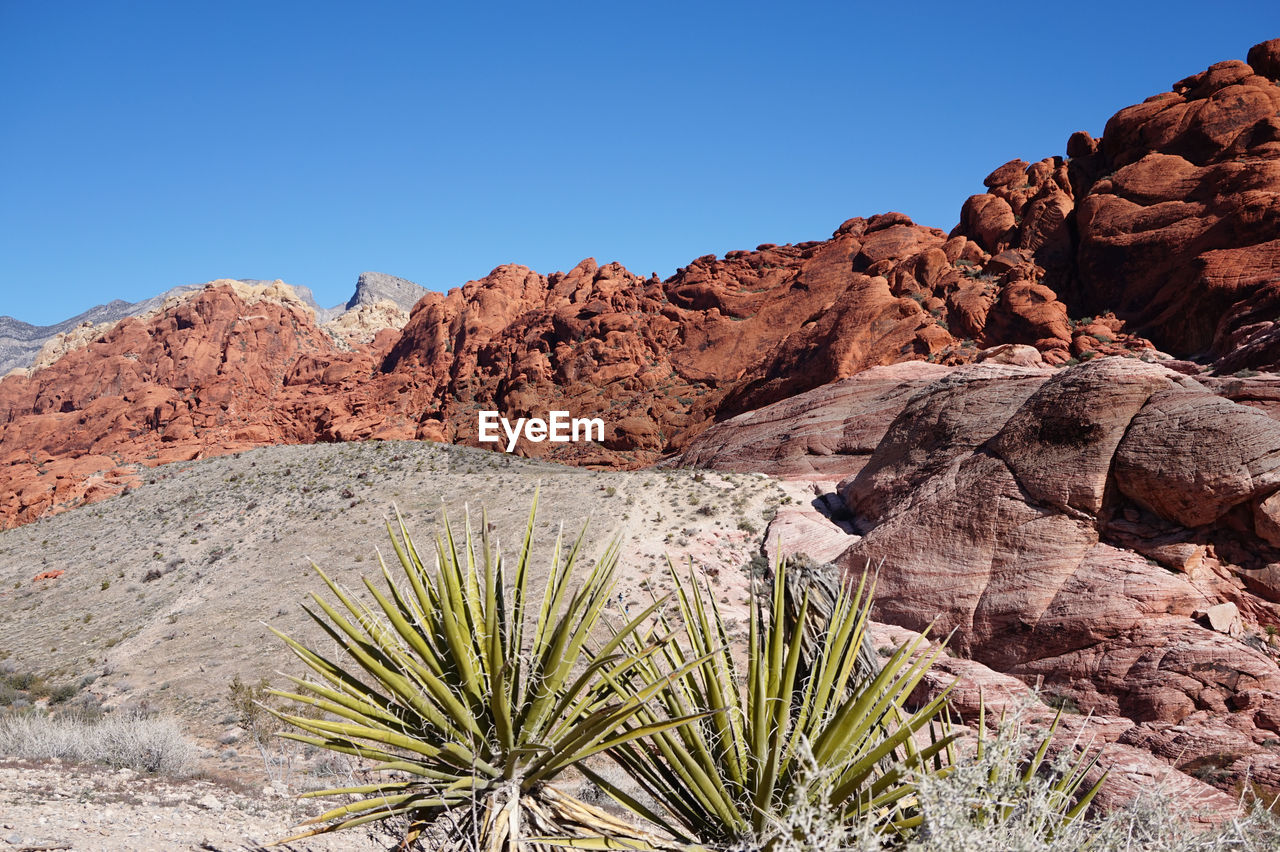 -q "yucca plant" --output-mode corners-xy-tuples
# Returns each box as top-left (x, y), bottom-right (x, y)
(584, 560), (960, 851)
(902, 697), (1109, 851)
(266, 496), (703, 851)
(963, 700), (1106, 836)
